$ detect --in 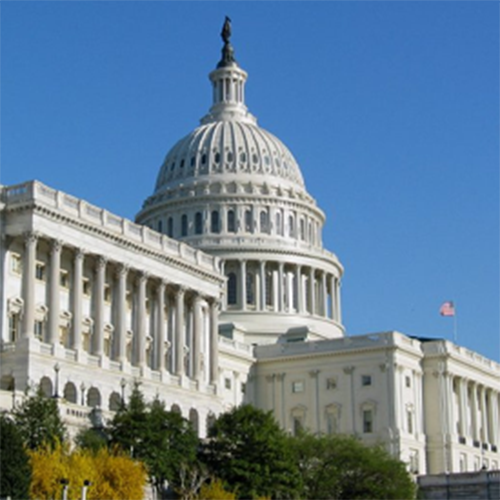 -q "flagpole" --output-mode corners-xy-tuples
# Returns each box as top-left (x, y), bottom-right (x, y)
(453, 303), (458, 343)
